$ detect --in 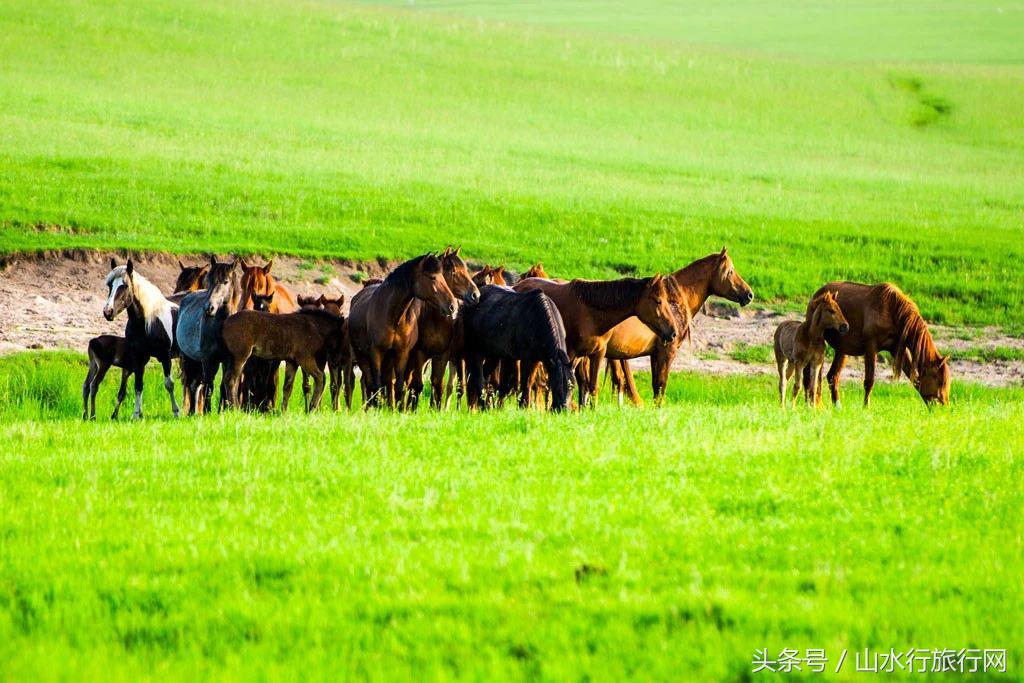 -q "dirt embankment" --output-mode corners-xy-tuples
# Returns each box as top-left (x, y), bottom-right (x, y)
(1, 250), (1021, 387)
